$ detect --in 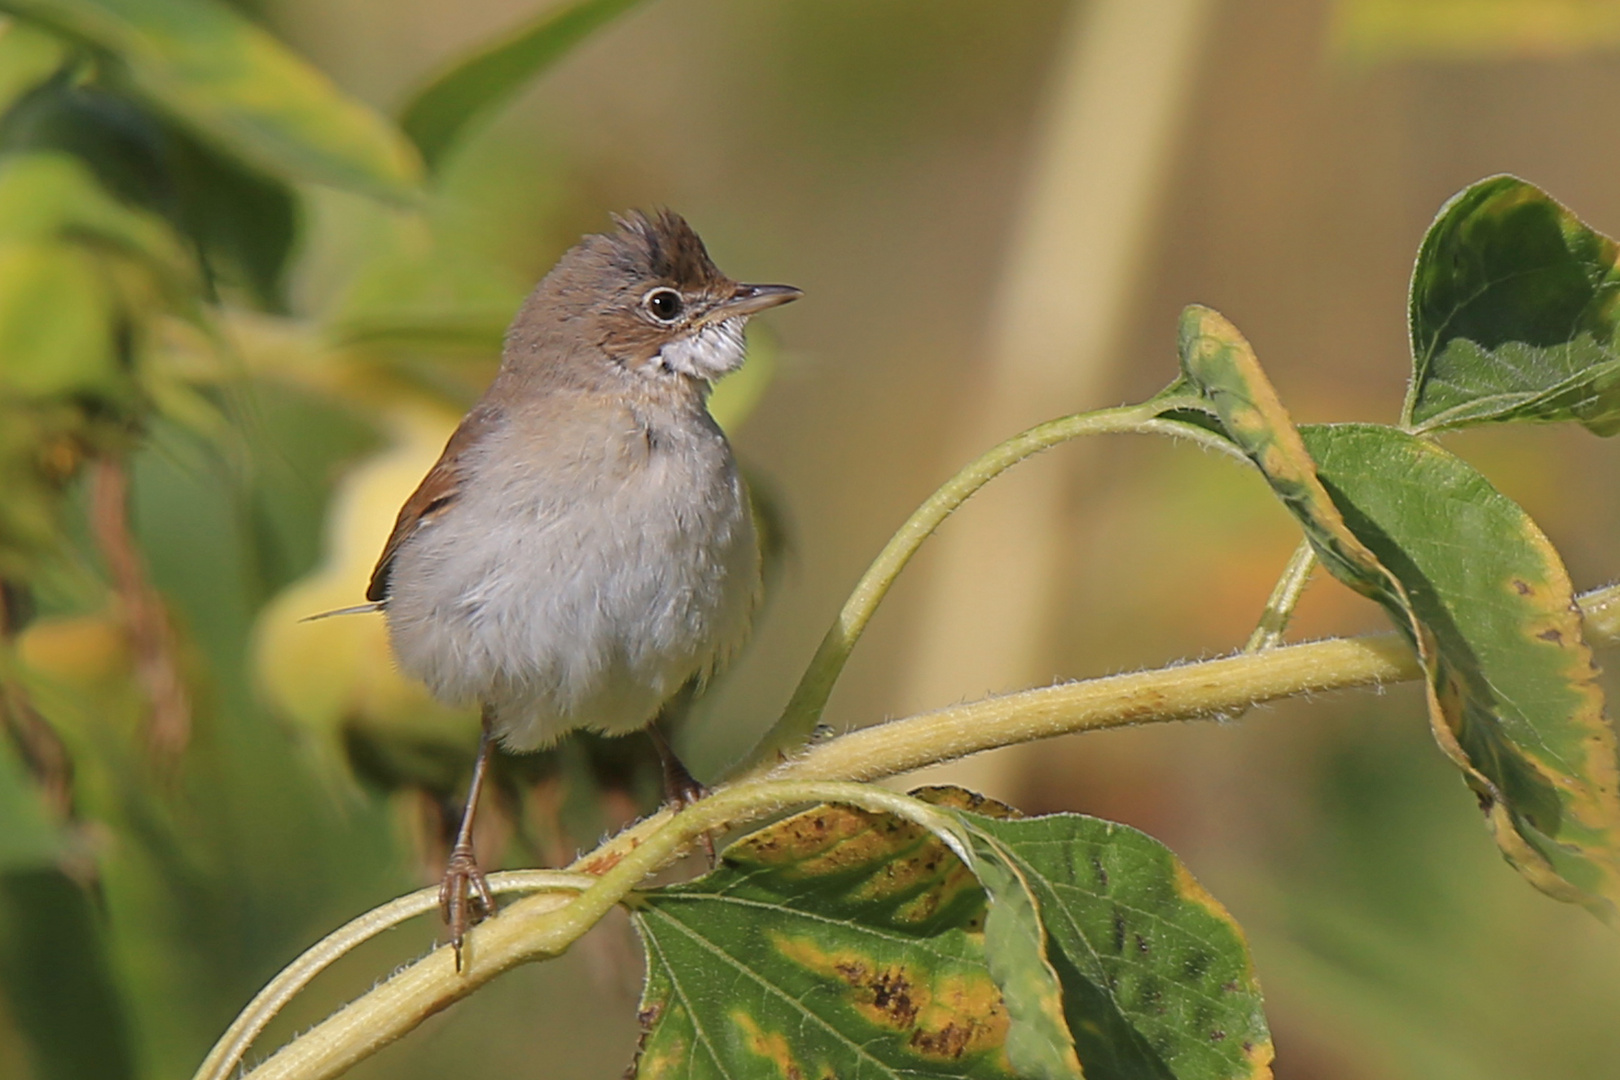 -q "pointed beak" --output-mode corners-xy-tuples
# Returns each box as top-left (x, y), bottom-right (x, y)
(710, 282), (803, 320)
